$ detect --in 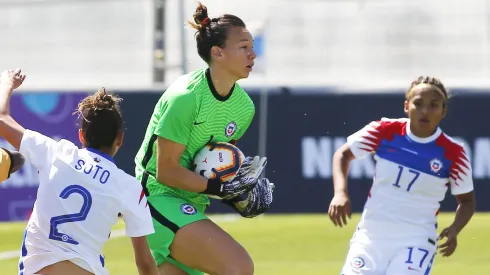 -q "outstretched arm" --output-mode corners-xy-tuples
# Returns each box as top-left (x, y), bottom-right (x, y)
(0, 69), (26, 150)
